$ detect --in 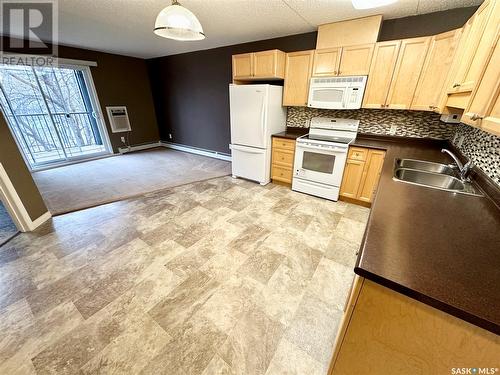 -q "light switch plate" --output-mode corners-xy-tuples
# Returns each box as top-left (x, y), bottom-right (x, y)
(389, 125), (397, 135)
